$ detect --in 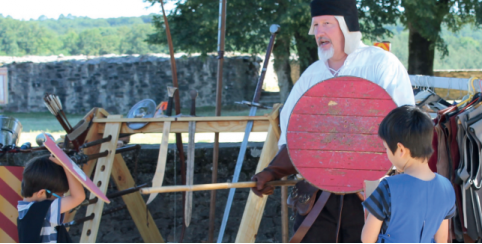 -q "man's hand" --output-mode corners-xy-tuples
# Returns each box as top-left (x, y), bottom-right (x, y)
(251, 170), (275, 197)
